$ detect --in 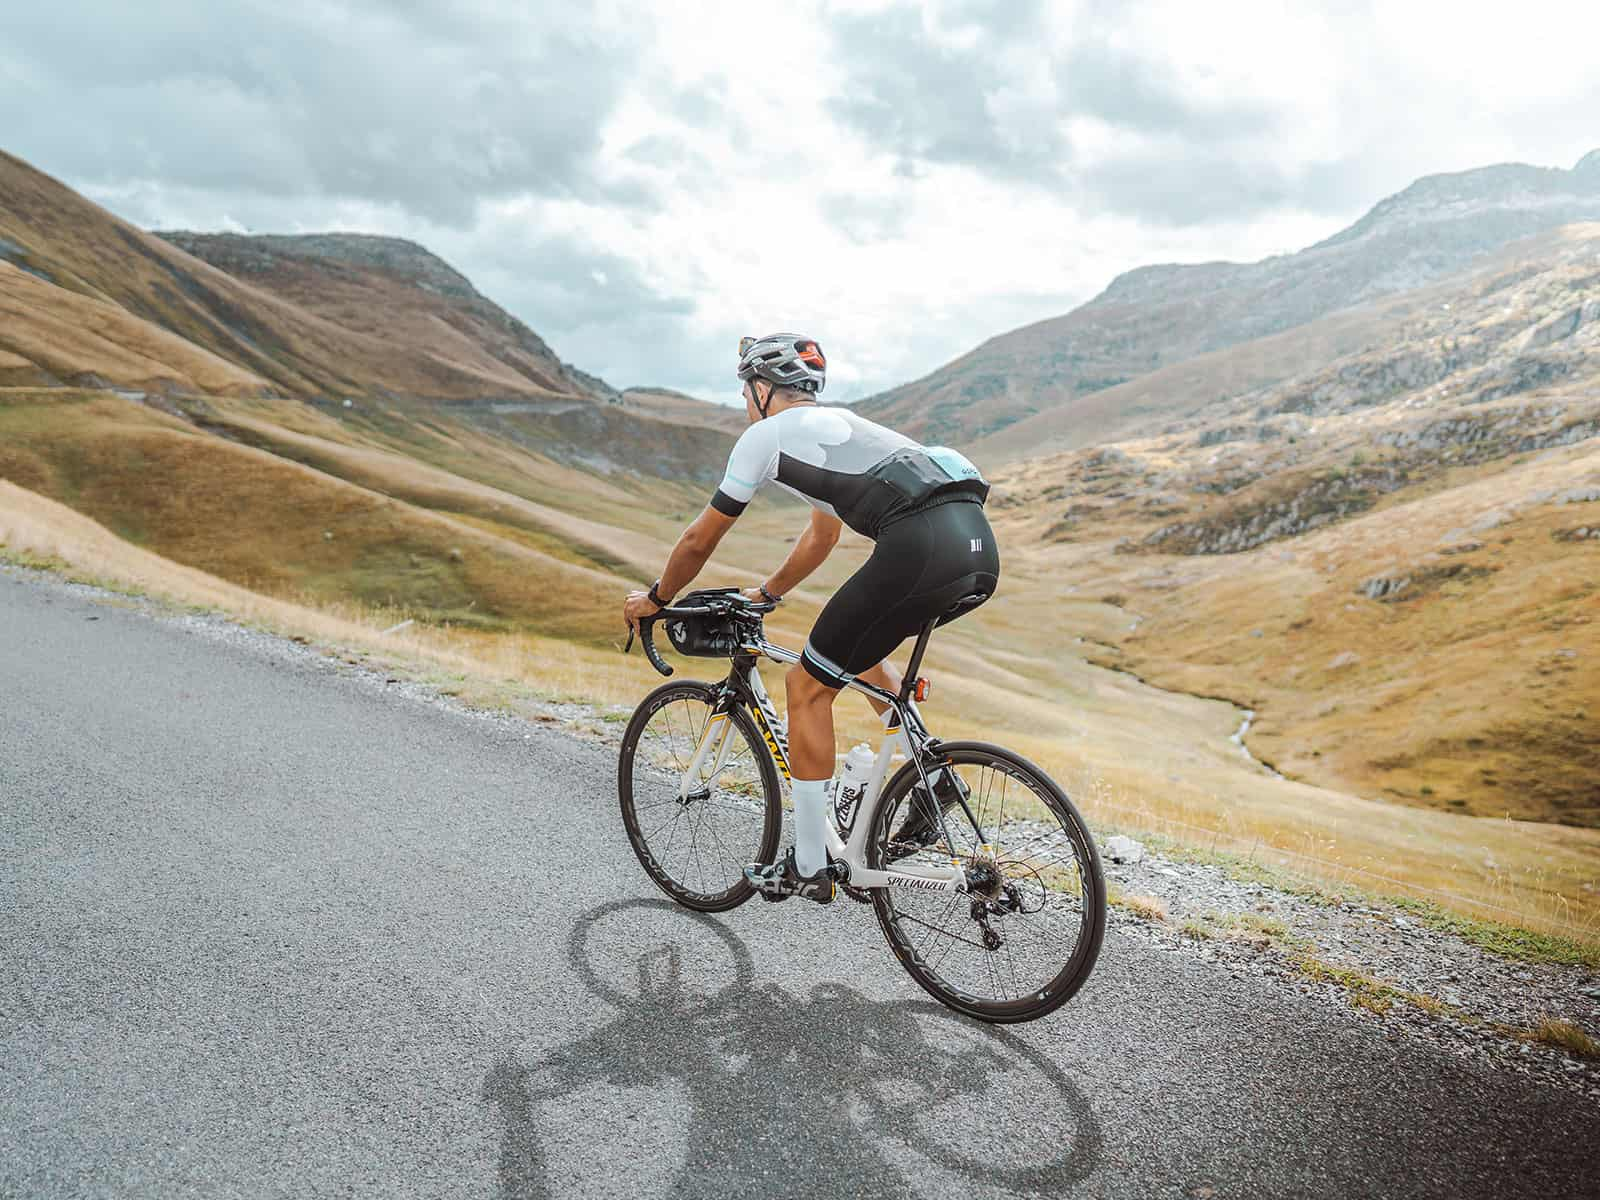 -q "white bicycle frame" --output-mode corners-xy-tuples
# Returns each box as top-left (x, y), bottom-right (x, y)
(674, 637), (970, 894)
